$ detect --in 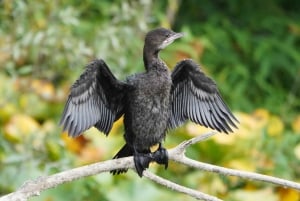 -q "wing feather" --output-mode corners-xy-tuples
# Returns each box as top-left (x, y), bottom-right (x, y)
(60, 59), (129, 137)
(208, 101), (228, 132)
(168, 59), (238, 133)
